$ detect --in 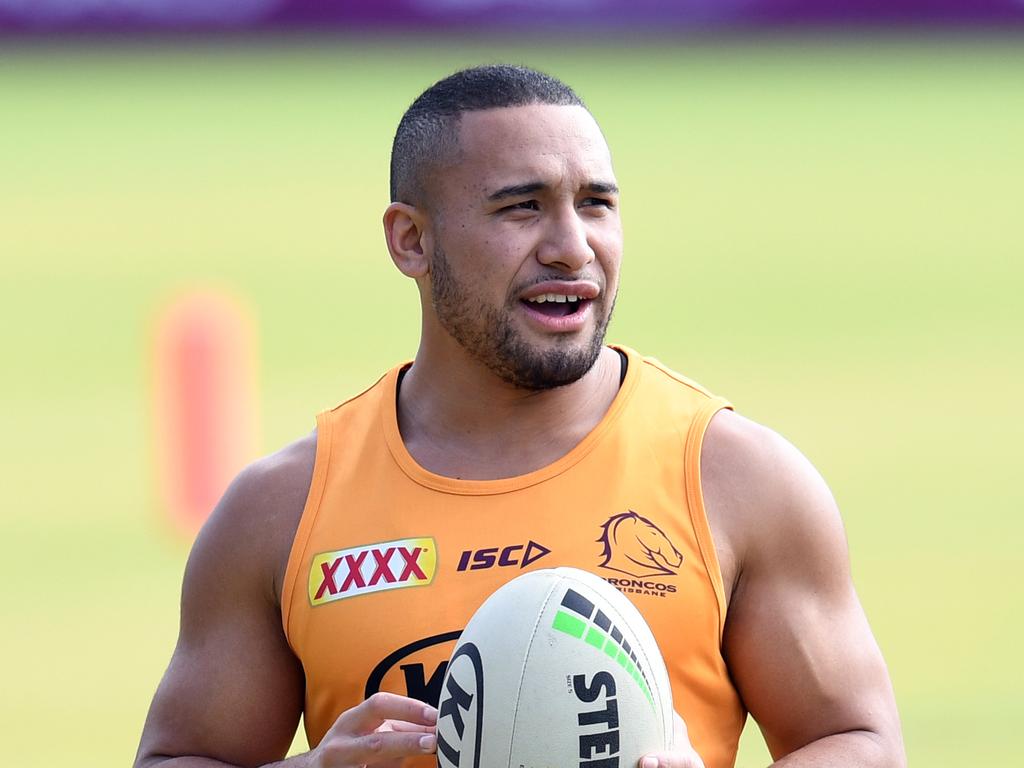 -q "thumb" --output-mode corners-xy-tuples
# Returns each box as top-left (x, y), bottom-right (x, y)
(671, 711), (689, 751)
(638, 713), (704, 768)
